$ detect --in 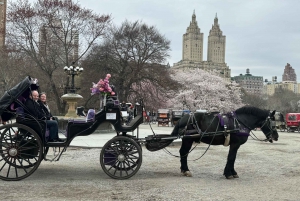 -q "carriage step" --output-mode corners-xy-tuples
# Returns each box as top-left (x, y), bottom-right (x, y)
(46, 140), (67, 147)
